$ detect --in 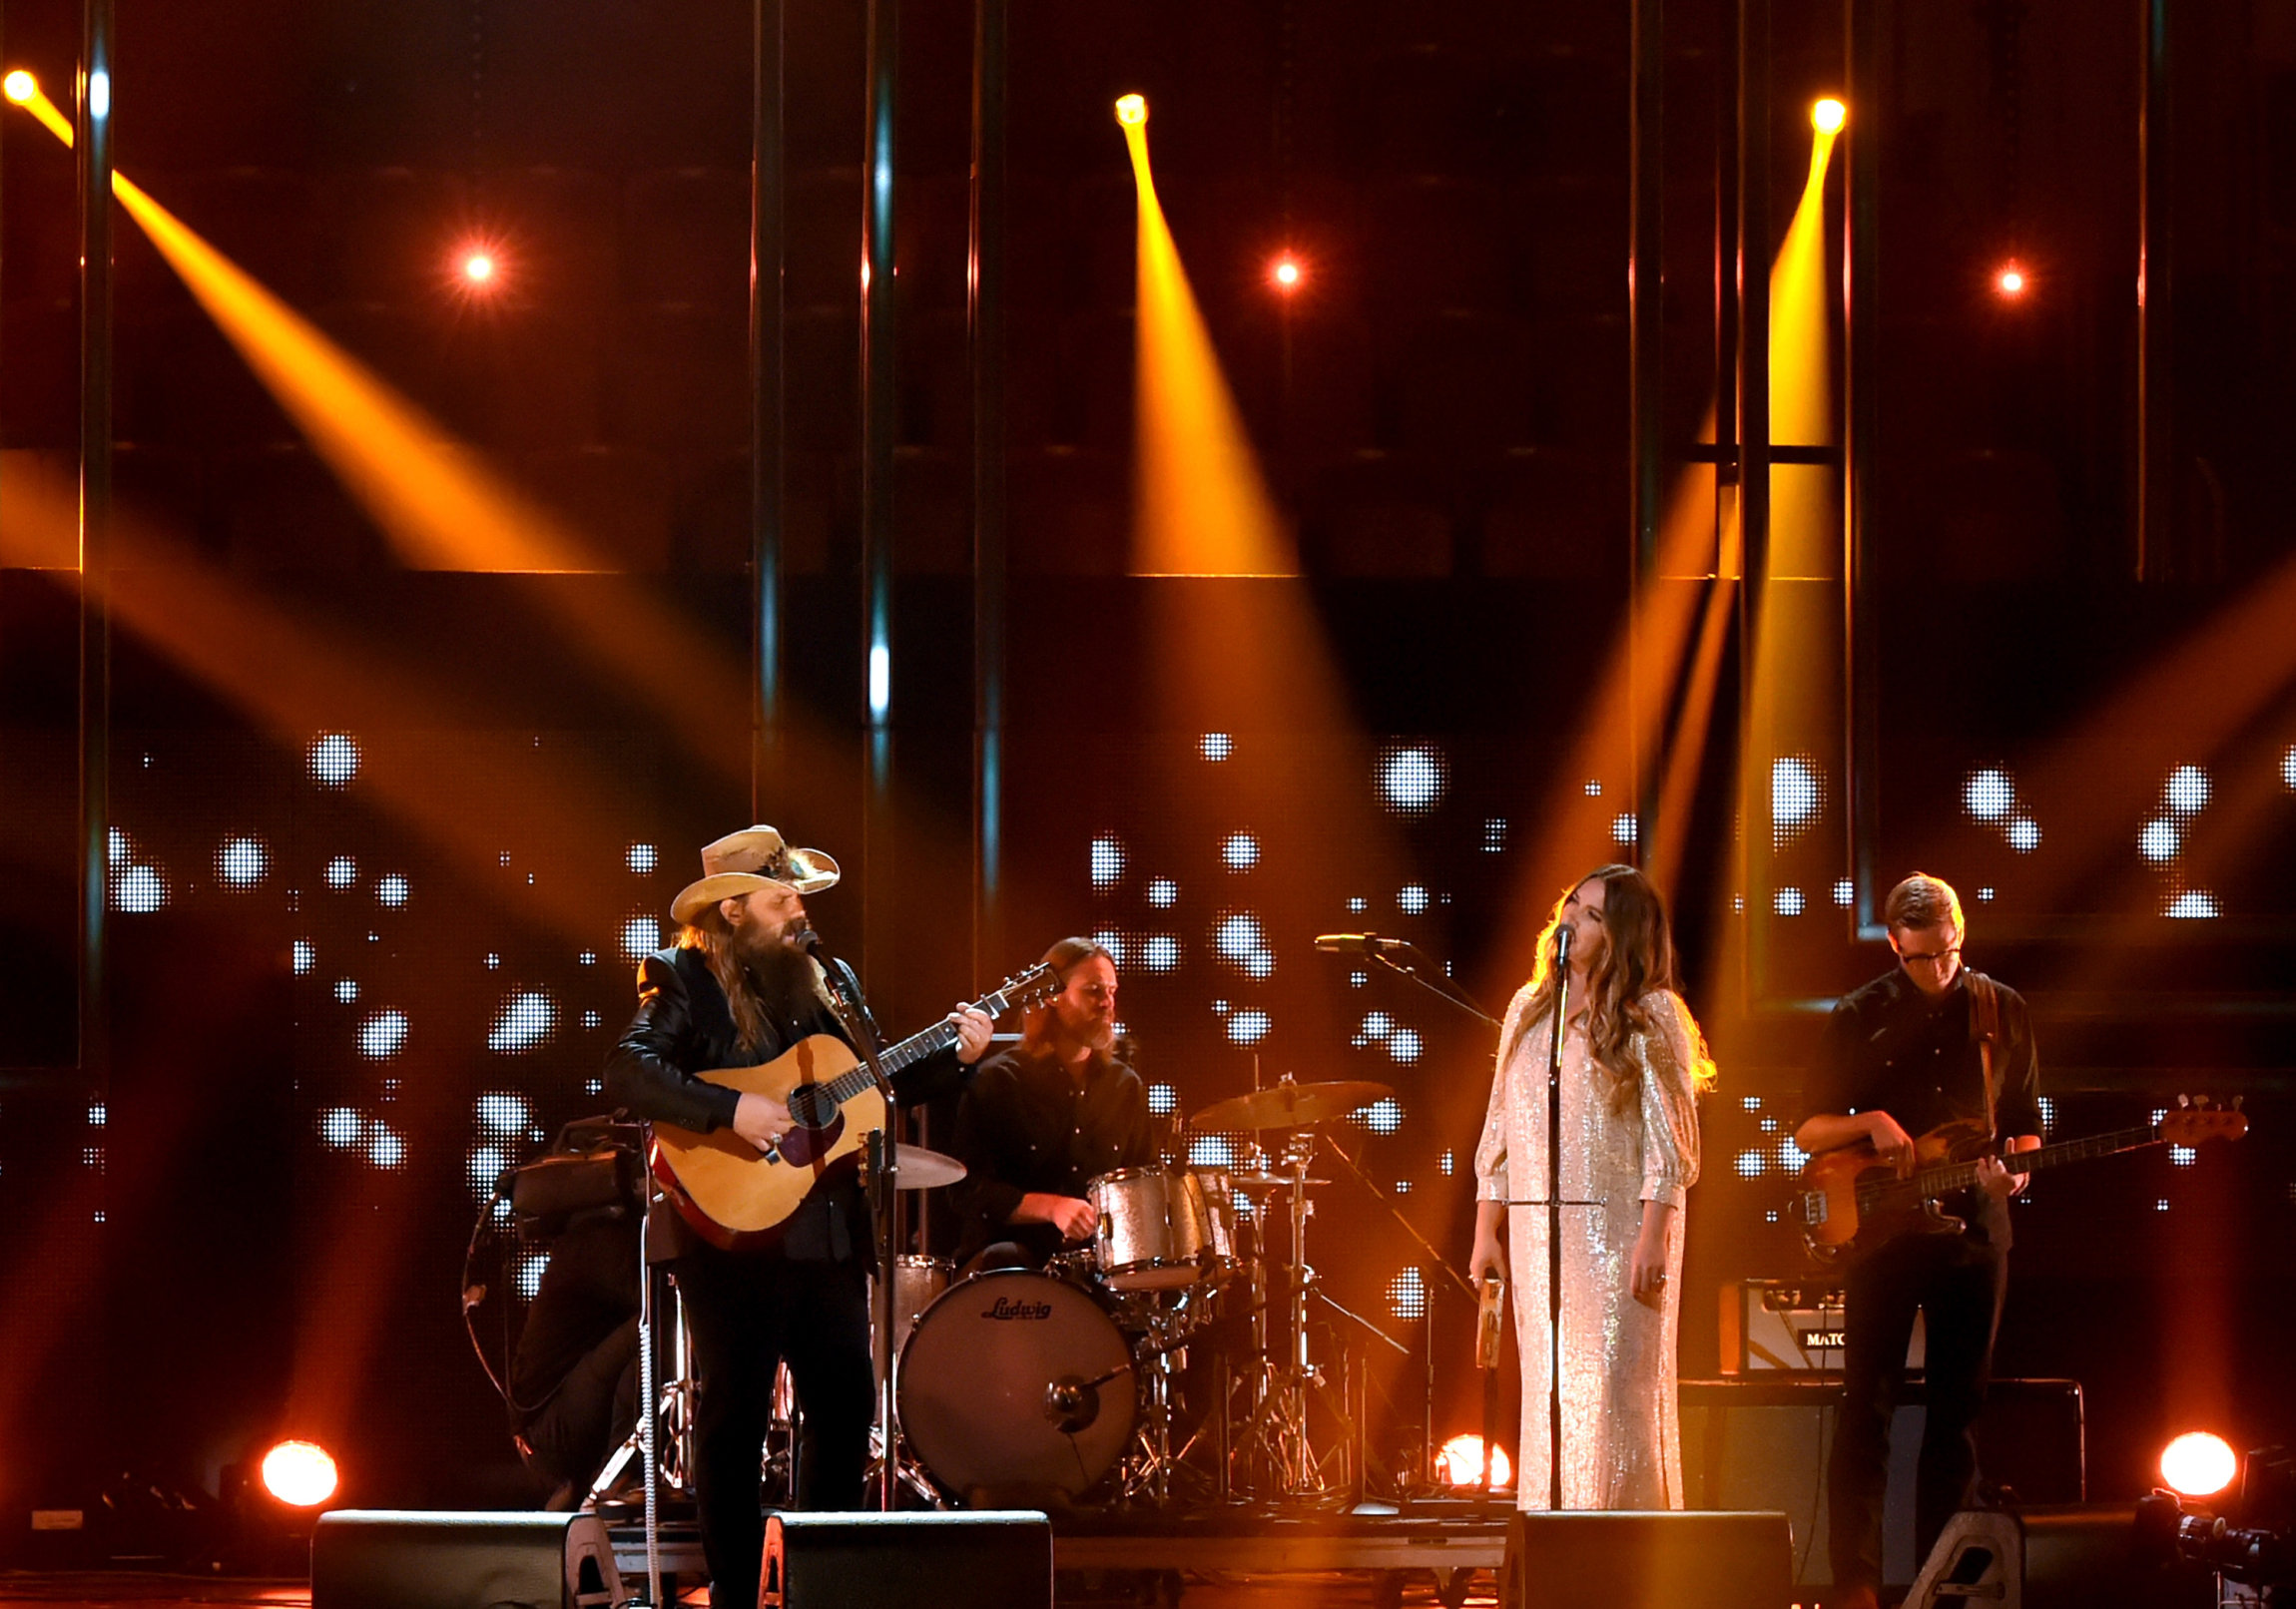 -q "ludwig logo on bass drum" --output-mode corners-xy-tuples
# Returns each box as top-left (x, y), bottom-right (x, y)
(982, 1297), (1054, 1321)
